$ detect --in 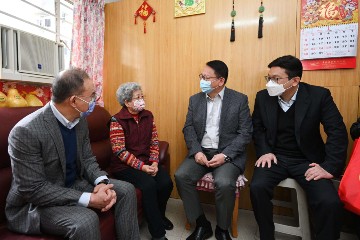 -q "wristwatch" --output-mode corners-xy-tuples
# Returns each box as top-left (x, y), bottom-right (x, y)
(97, 179), (110, 185)
(223, 154), (232, 163)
